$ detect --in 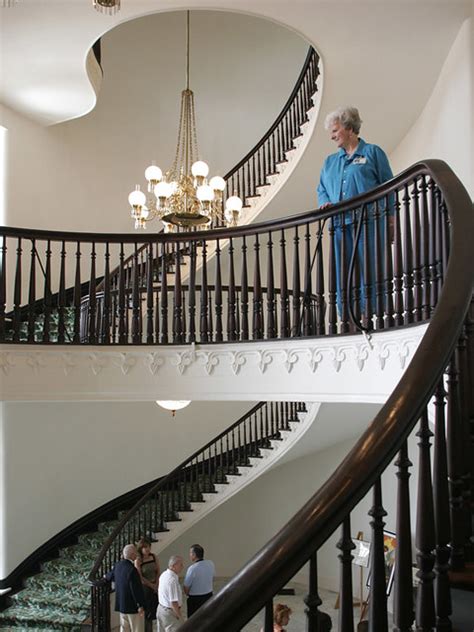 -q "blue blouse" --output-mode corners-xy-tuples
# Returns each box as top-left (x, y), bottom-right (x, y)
(317, 139), (393, 216)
